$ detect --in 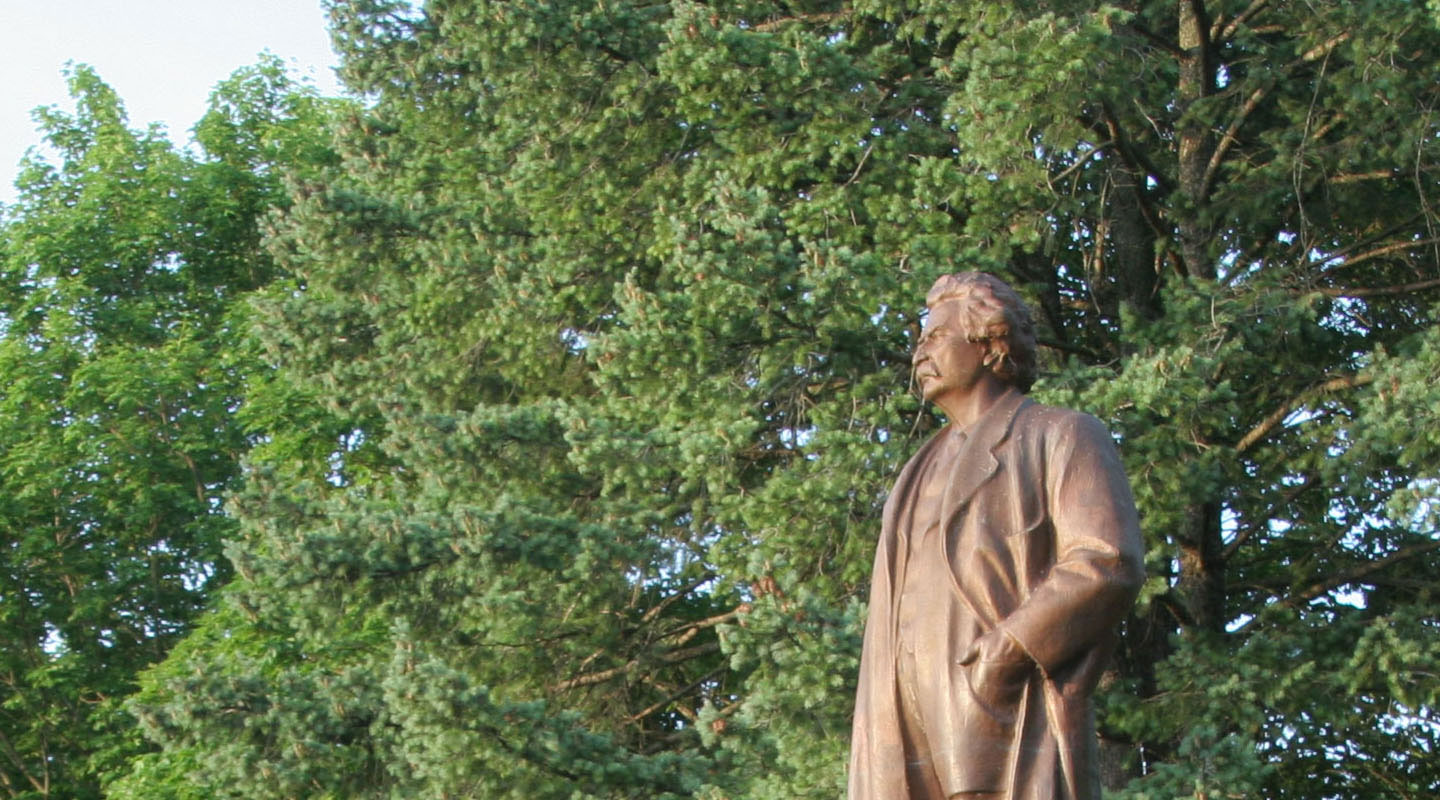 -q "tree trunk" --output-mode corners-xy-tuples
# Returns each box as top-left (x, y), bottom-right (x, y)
(1177, 499), (1226, 632)
(1177, 0), (1215, 278)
